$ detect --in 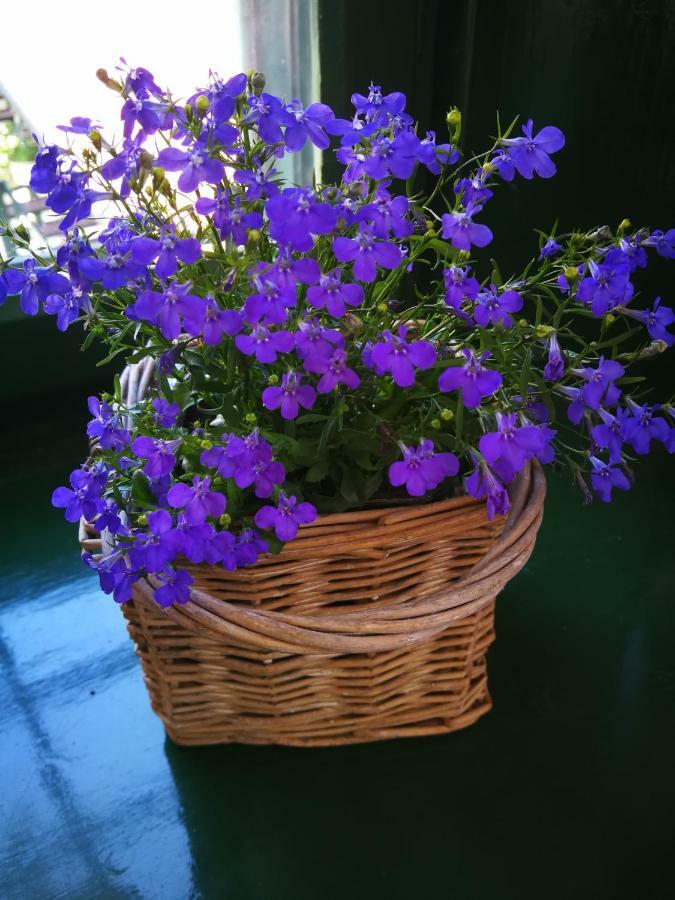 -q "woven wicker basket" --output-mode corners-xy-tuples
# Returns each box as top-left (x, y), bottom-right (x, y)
(79, 360), (546, 746)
